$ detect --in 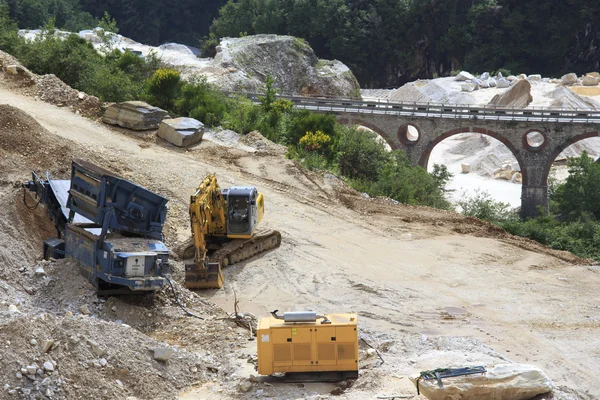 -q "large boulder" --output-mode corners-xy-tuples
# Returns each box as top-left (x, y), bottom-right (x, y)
(561, 73), (578, 85)
(582, 74), (600, 86)
(157, 117), (204, 147)
(488, 79), (533, 108)
(455, 71), (474, 81)
(103, 101), (168, 130)
(213, 35), (361, 98)
(410, 364), (553, 400)
(496, 78), (511, 88)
